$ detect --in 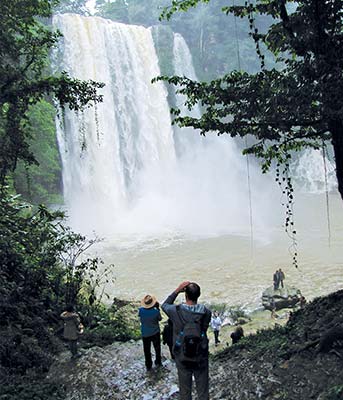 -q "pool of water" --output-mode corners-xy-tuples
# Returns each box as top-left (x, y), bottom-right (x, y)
(89, 192), (343, 310)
